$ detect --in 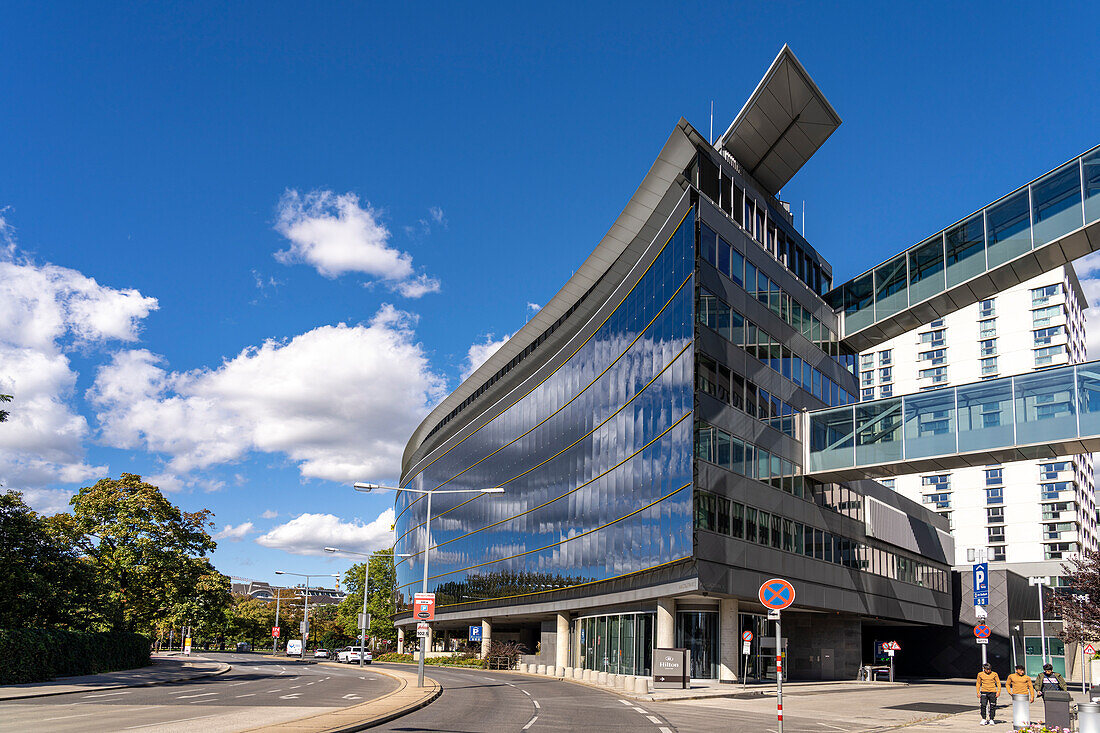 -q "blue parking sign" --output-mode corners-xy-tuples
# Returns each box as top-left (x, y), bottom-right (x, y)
(469, 625), (482, 642)
(973, 562), (988, 606)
